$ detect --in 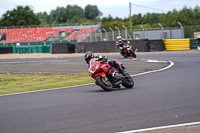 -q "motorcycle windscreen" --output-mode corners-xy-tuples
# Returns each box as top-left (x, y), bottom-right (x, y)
(88, 58), (99, 73)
